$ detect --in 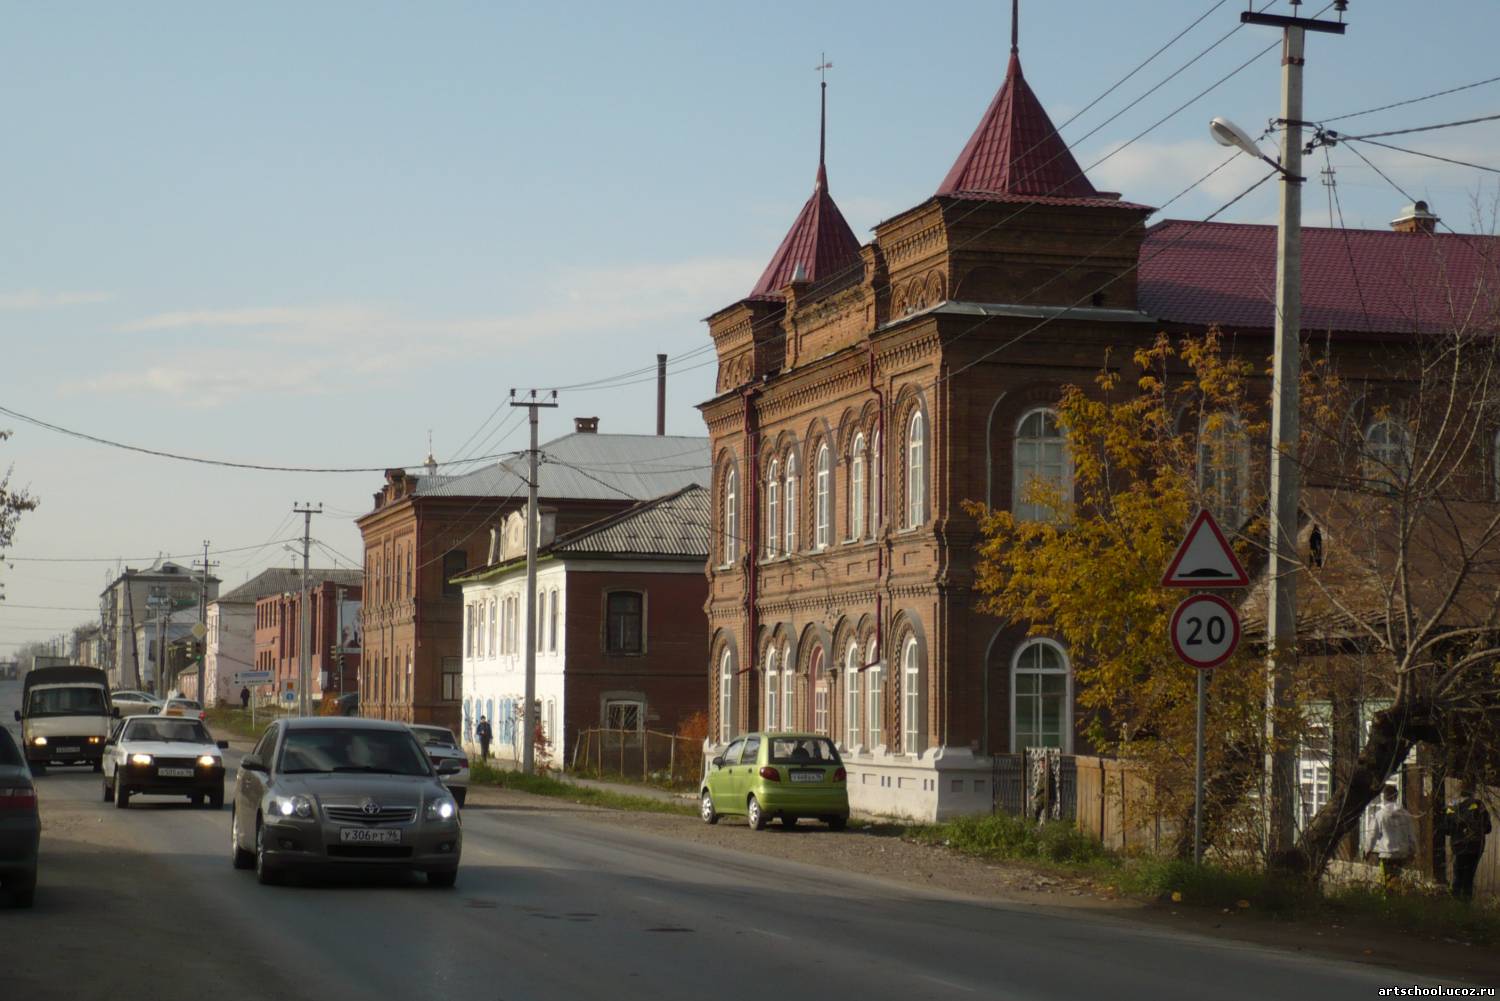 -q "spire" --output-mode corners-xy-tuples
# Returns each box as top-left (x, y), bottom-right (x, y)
(747, 58), (861, 300)
(936, 4), (1103, 201)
